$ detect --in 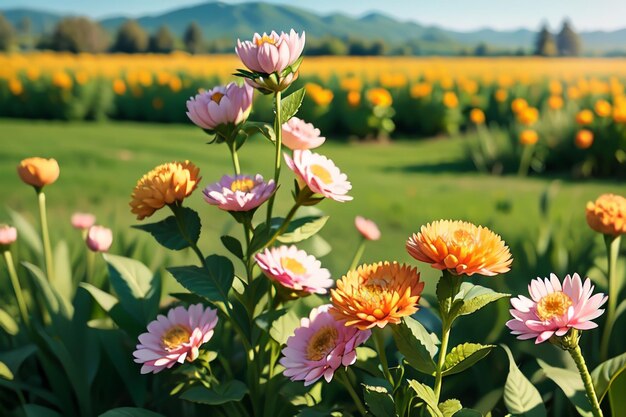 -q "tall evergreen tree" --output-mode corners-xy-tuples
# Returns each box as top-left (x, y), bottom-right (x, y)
(112, 20), (148, 53)
(534, 24), (557, 57)
(183, 21), (203, 54)
(149, 25), (175, 53)
(557, 20), (582, 56)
